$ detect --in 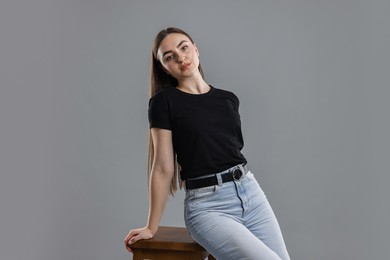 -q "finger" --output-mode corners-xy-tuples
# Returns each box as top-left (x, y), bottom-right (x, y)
(124, 229), (139, 246)
(124, 234), (135, 250)
(129, 233), (143, 245)
(127, 229), (137, 238)
(124, 238), (134, 253)
(125, 233), (139, 248)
